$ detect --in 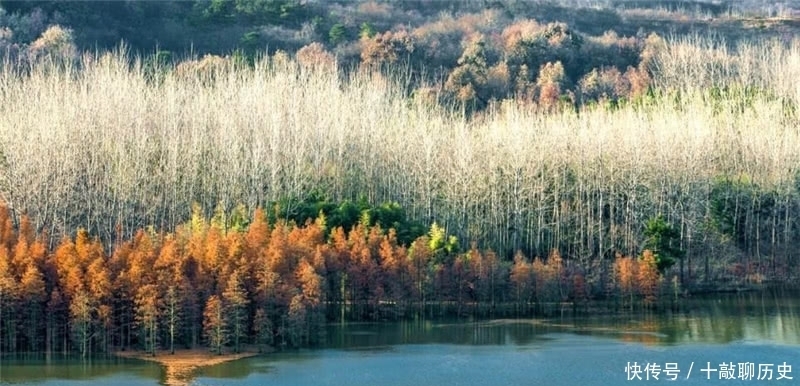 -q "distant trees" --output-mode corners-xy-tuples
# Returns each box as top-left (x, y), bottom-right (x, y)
(536, 61), (568, 111)
(0, 0), (785, 108)
(295, 42), (335, 70)
(360, 29), (415, 67)
(8, 18), (785, 281)
(27, 25), (76, 62)
(611, 250), (664, 309)
(637, 250), (660, 305)
(328, 23), (347, 46)
(0, 193), (784, 355)
(0, 13), (799, 354)
(510, 251), (532, 308)
(578, 67), (630, 104)
(445, 35), (489, 107)
(643, 216), (683, 273)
